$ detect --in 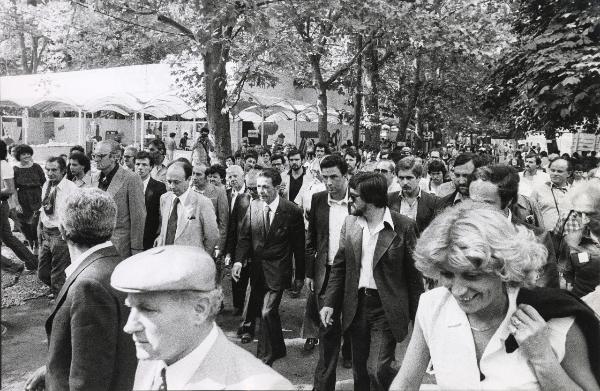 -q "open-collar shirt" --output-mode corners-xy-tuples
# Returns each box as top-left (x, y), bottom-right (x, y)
(357, 208), (394, 290)
(327, 190), (350, 265)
